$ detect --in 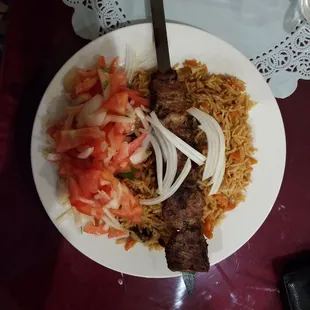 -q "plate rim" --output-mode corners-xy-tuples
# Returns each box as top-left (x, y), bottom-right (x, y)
(30, 22), (286, 278)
